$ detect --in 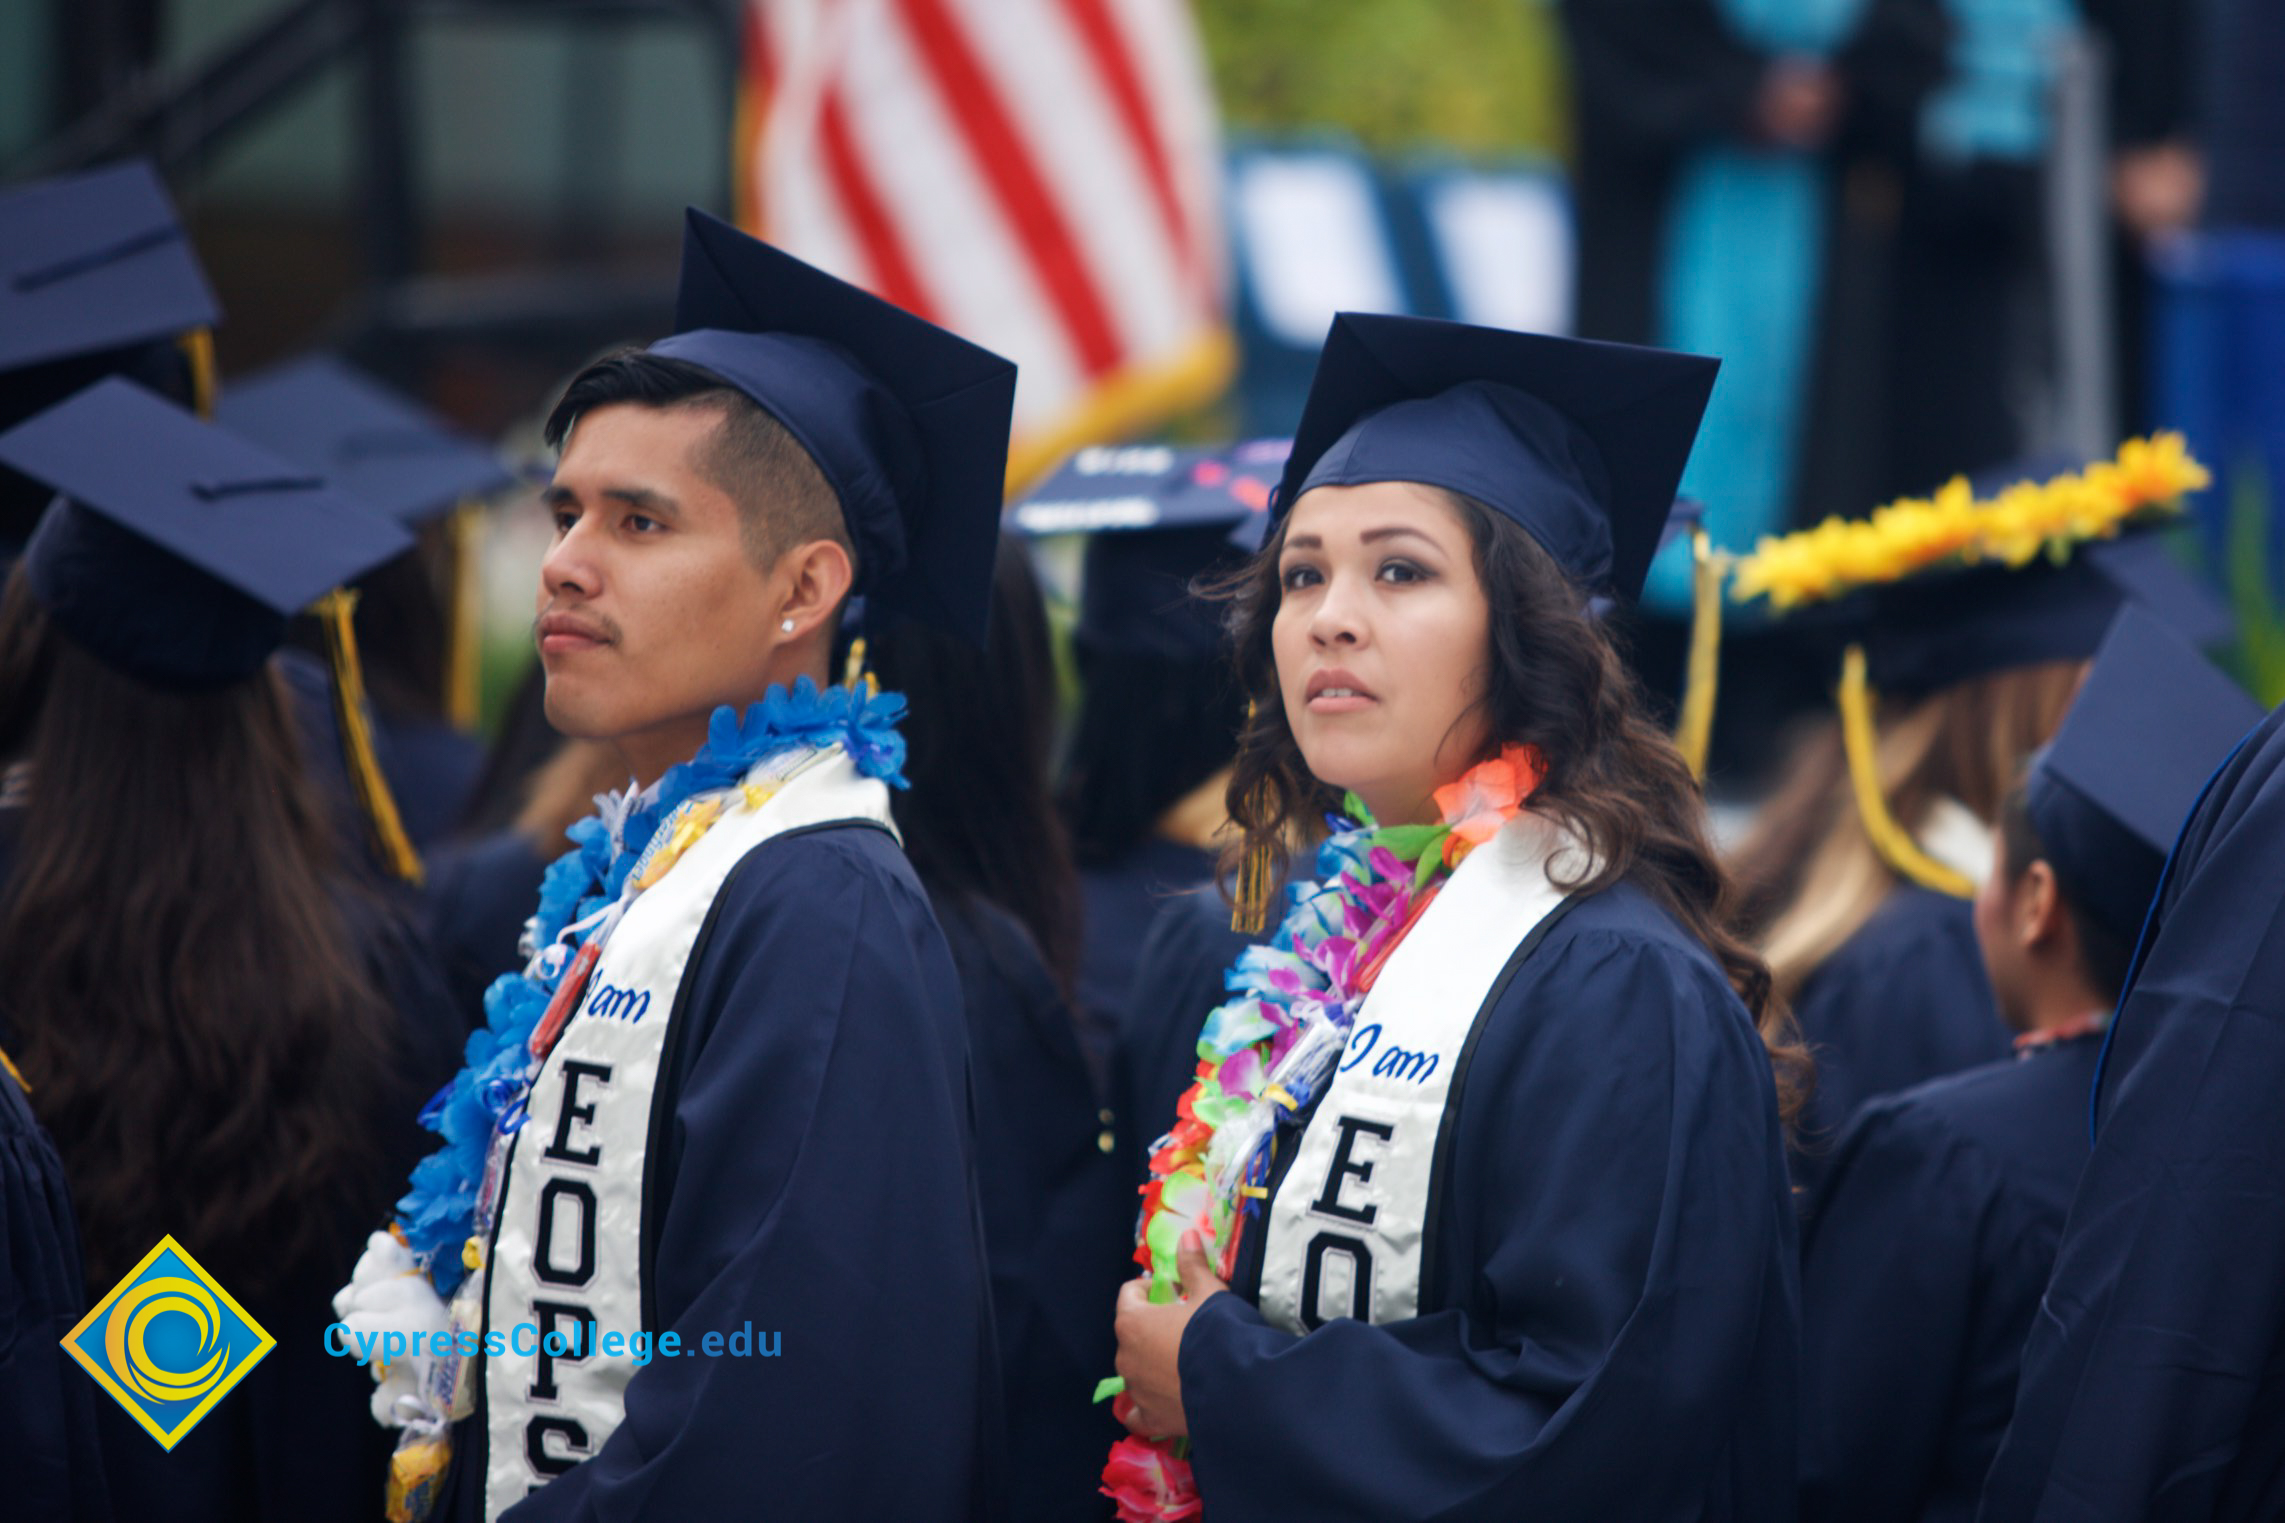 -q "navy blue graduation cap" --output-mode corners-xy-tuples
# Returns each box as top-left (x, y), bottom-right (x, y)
(0, 161), (219, 374)
(1010, 439), (1285, 663)
(1853, 530), (2235, 695)
(2024, 604), (2262, 941)
(1271, 313), (1719, 602)
(640, 209), (1017, 646)
(0, 378), (413, 691)
(217, 354), (512, 524)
